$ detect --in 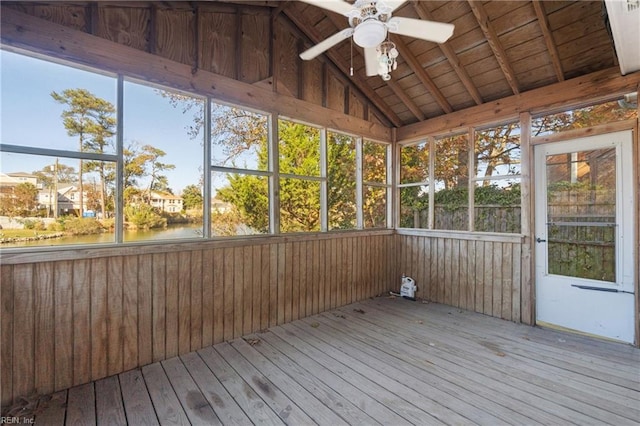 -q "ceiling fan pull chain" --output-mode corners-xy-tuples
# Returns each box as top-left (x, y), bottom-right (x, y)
(350, 37), (354, 76)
